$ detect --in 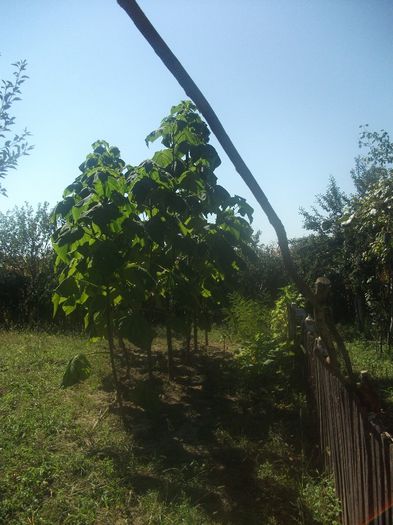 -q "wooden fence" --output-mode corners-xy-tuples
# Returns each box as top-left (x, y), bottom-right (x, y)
(291, 307), (393, 525)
